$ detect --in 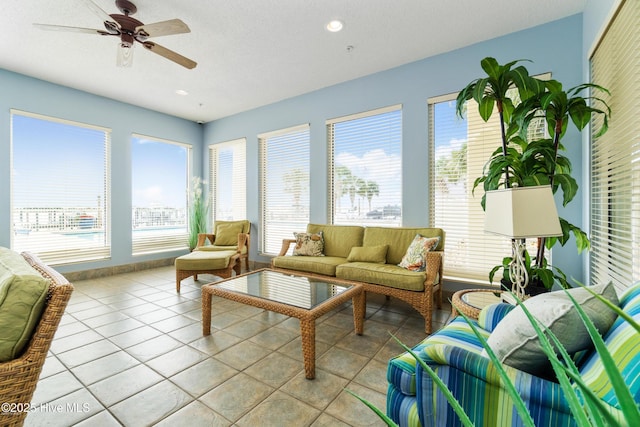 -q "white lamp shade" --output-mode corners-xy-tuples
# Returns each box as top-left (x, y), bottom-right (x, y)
(484, 185), (562, 238)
